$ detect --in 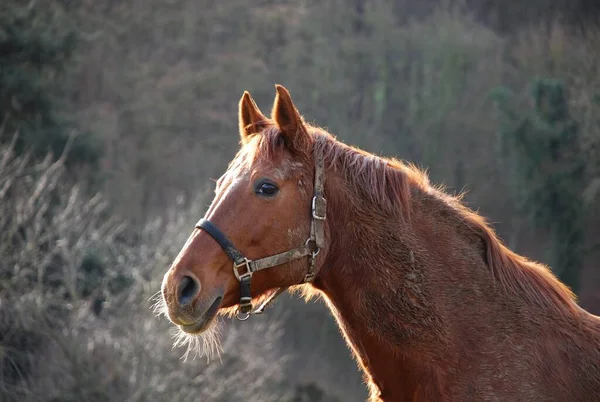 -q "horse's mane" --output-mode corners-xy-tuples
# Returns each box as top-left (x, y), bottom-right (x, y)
(436, 189), (579, 316)
(249, 124), (578, 316)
